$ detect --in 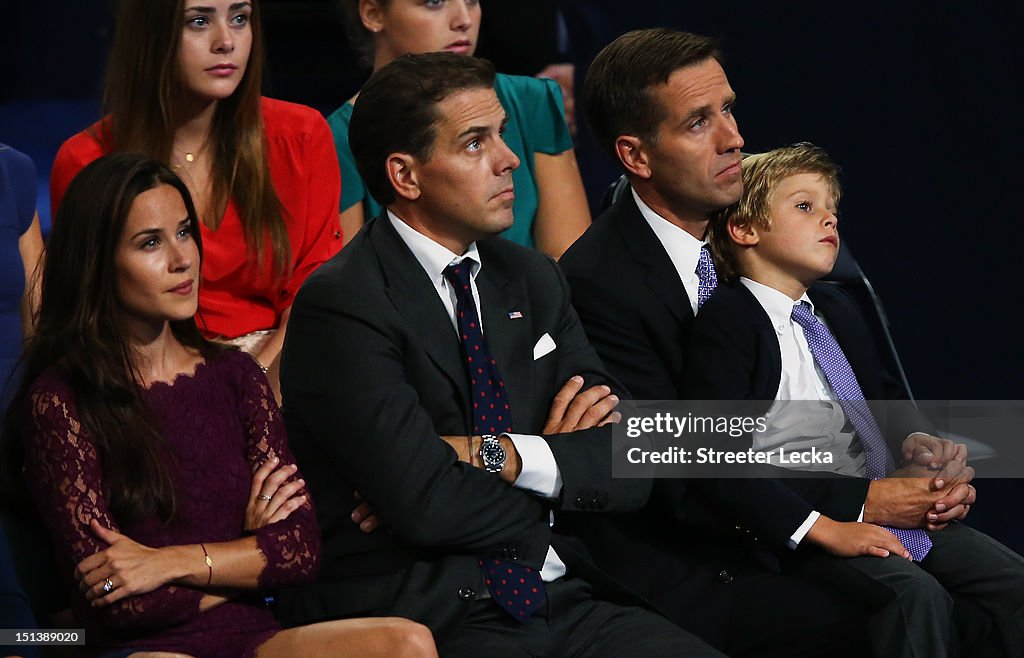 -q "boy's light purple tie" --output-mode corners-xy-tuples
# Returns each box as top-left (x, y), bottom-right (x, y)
(791, 301), (932, 562)
(695, 244), (718, 308)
